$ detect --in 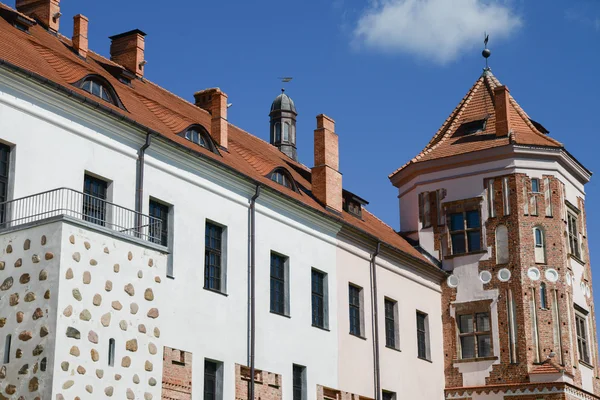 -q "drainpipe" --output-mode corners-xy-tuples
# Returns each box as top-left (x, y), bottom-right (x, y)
(248, 185), (261, 400)
(135, 133), (152, 231)
(370, 242), (382, 400)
